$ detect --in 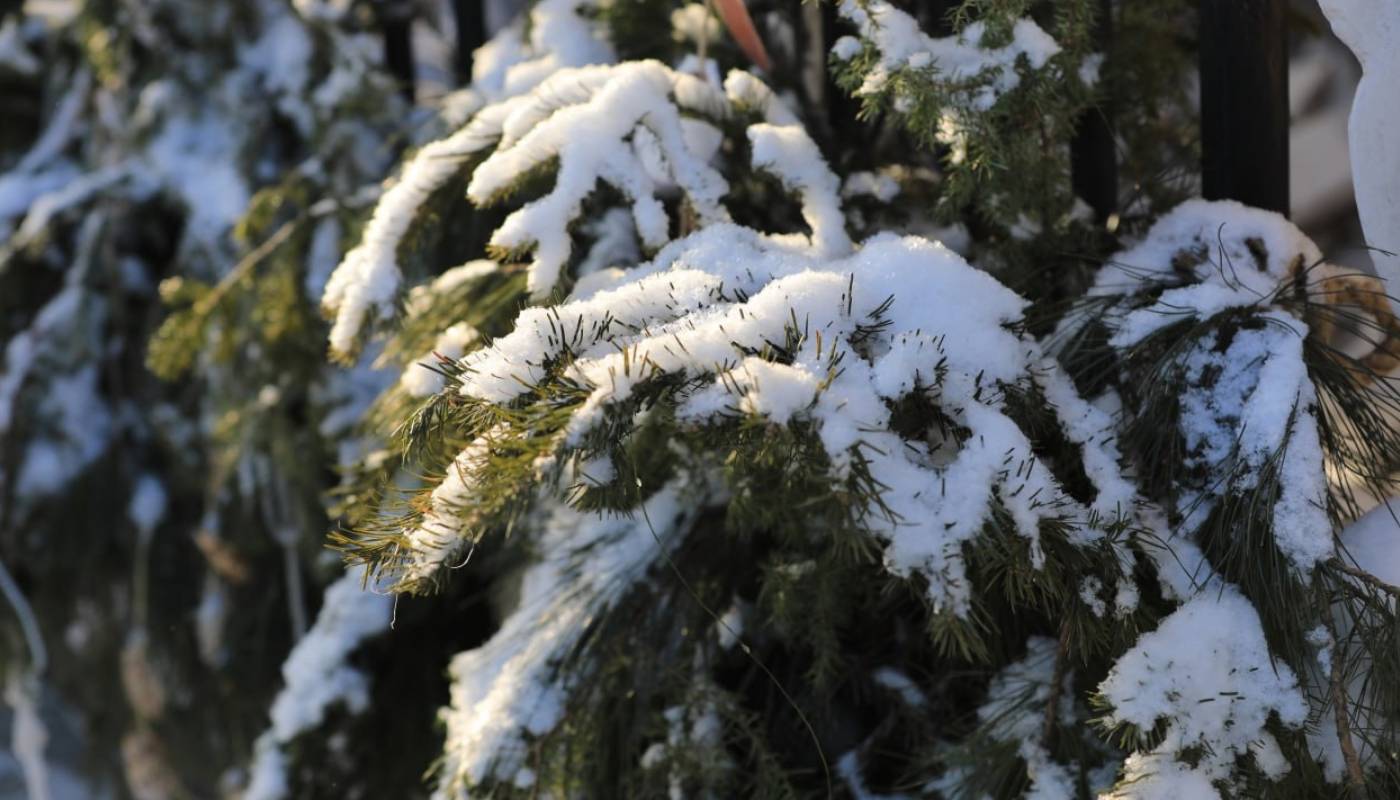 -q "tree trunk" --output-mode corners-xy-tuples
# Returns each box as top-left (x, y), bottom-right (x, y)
(375, 0), (416, 103)
(450, 0), (485, 85)
(1072, 0), (1118, 221)
(1199, 0), (1289, 215)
